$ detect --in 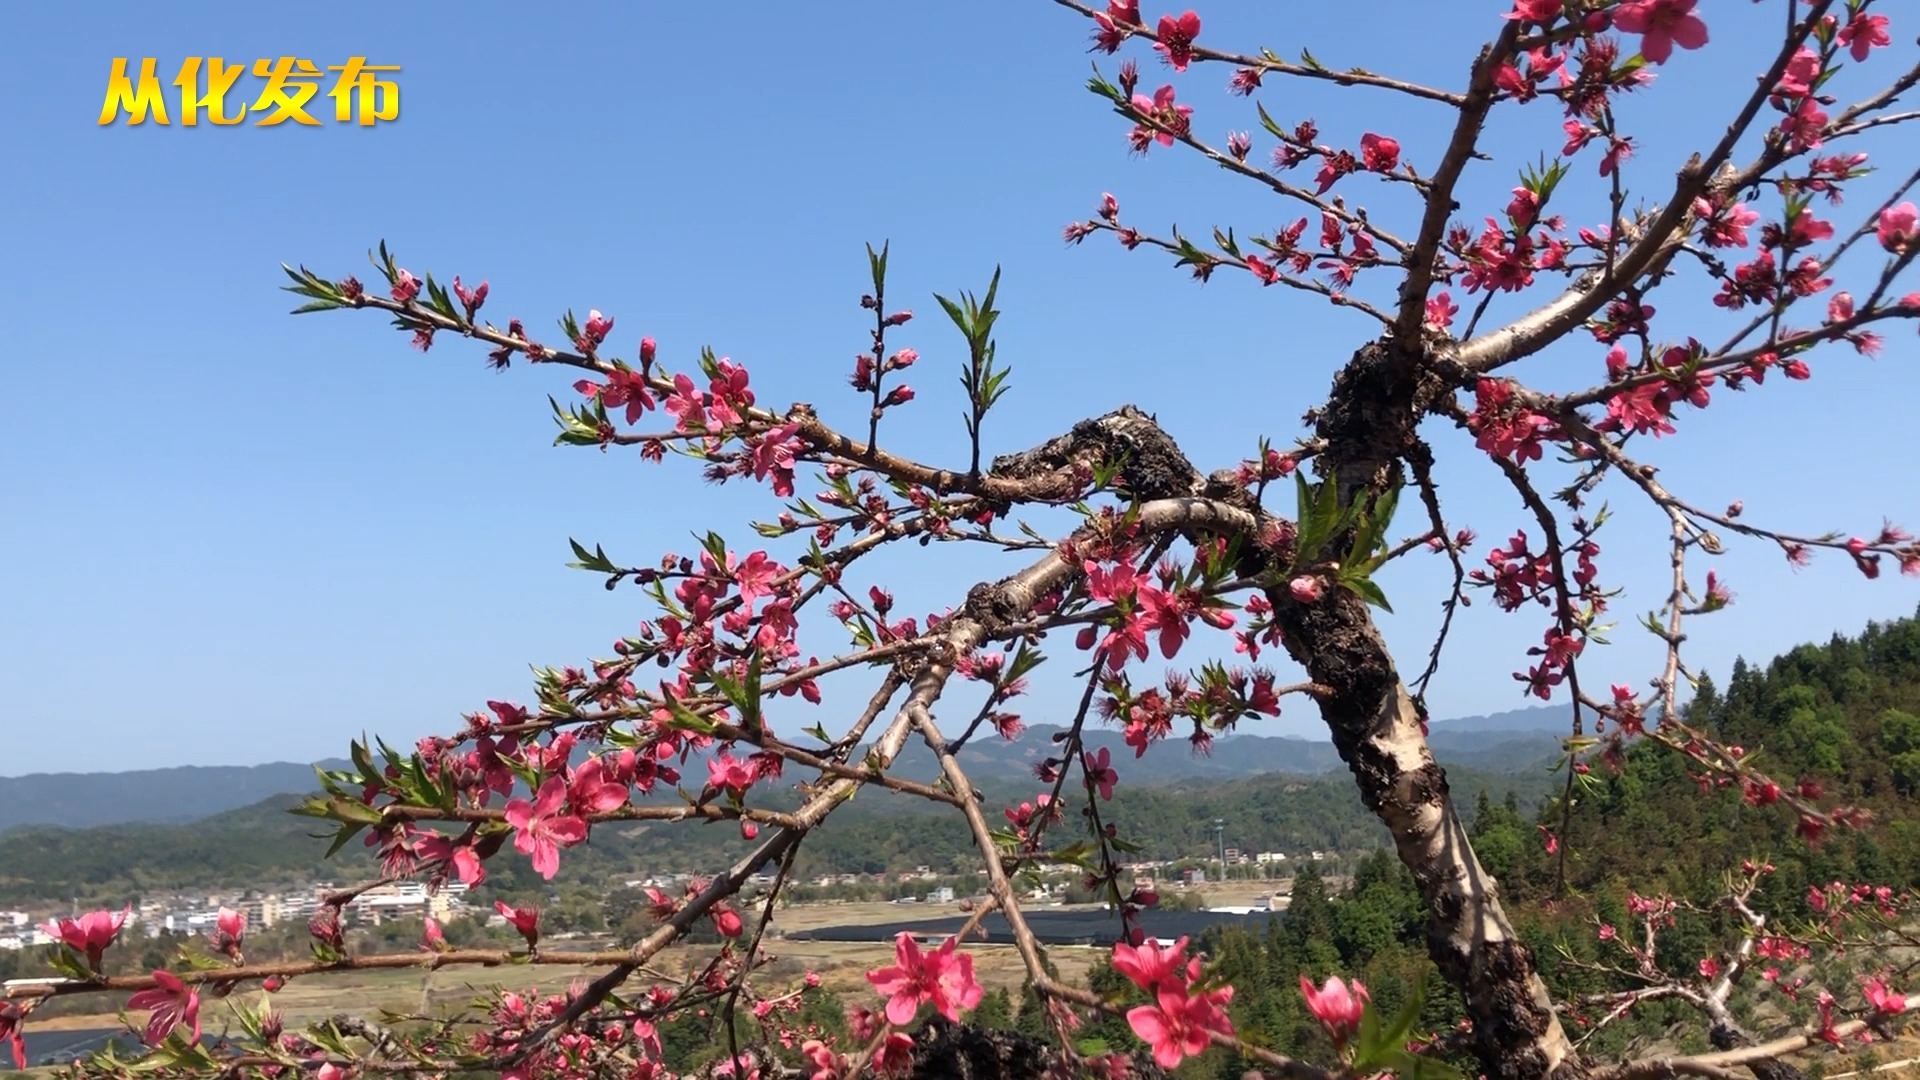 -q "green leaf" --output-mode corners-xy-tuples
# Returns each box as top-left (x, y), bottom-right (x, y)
(934, 292), (971, 336)
(710, 669), (750, 715)
(229, 995), (267, 1041)
(568, 538), (617, 573)
(978, 266), (1002, 336)
(328, 796), (386, 827)
(1255, 101), (1288, 140)
(1346, 482), (1403, 570)
(375, 735), (406, 774)
(425, 273), (455, 319)
(308, 1022), (353, 1057)
(1293, 472), (1332, 557)
(349, 739), (379, 785)
(1084, 64), (1122, 102)
(742, 651), (765, 734)
(1350, 980), (1431, 1074)
(1049, 840), (1098, 871)
(1314, 473), (1345, 536)
(370, 239), (397, 284)
(324, 821), (370, 859)
(289, 795), (337, 821)
(1369, 483), (1402, 550)
(1378, 980), (1426, 1055)
(44, 945), (92, 981)
(663, 694), (718, 736)
(1344, 573), (1394, 613)
(548, 394), (603, 446)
